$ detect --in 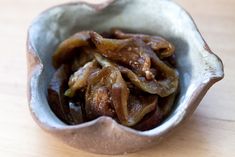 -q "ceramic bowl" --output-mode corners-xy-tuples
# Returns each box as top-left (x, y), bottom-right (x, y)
(27, 0), (224, 154)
